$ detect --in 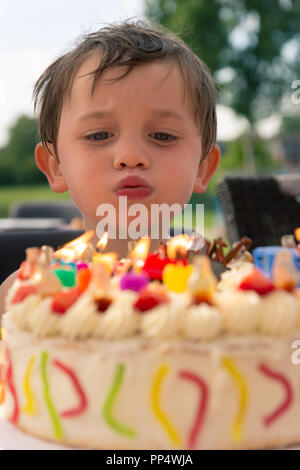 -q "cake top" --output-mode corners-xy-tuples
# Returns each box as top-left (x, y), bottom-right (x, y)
(4, 231), (300, 341)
